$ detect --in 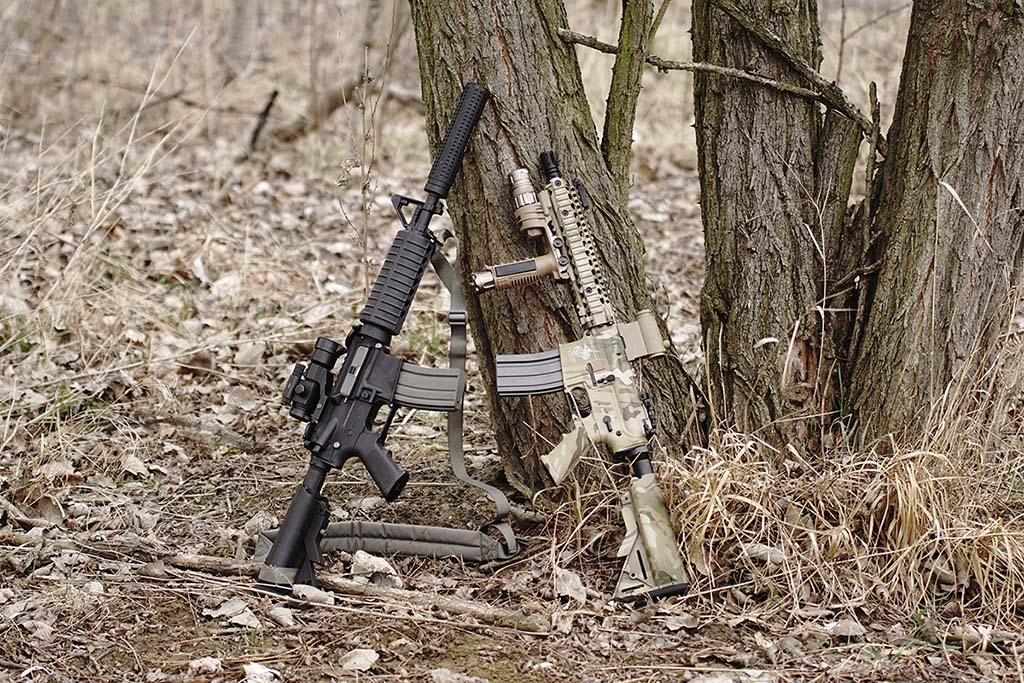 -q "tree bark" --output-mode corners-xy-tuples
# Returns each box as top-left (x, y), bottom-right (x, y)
(409, 0), (699, 494)
(692, 0), (860, 448)
(849, 1), (1024, 440)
